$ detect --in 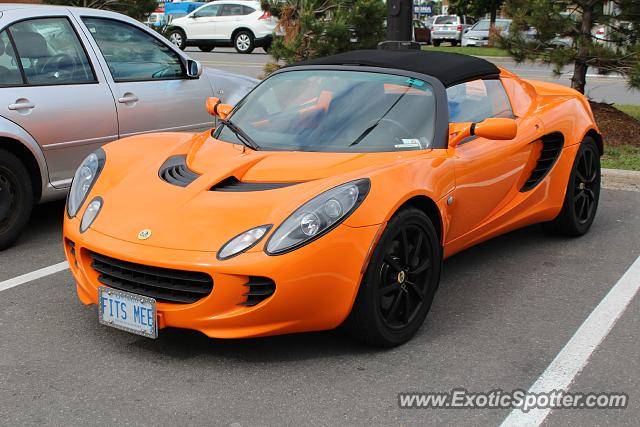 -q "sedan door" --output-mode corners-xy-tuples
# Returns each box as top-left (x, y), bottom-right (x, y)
(0, 12), (118, 187)
(78, 15), (214, 137)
